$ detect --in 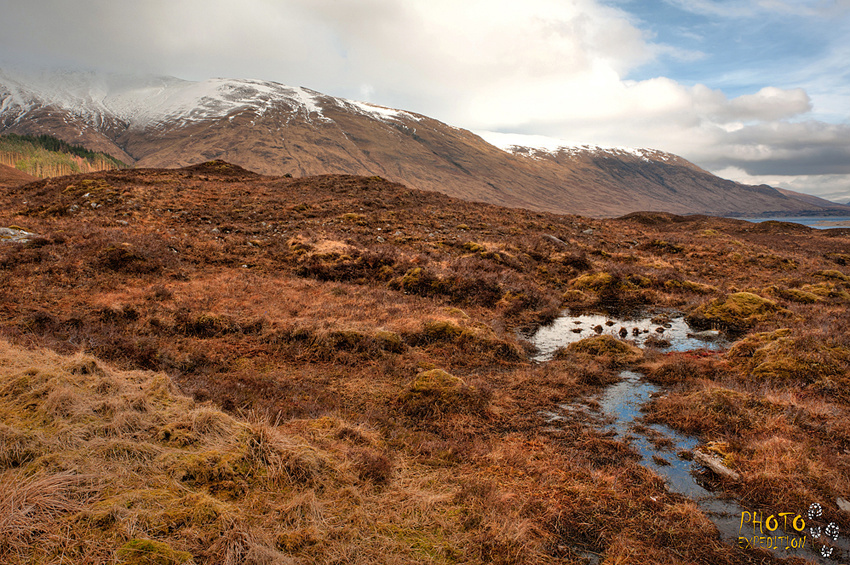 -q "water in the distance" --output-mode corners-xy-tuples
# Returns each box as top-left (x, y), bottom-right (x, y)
(734, 216), (850, 229)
